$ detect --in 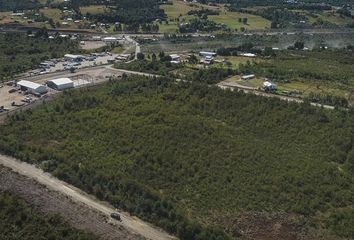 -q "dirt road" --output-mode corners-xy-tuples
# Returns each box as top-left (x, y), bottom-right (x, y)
(0, 154), (177, 240)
